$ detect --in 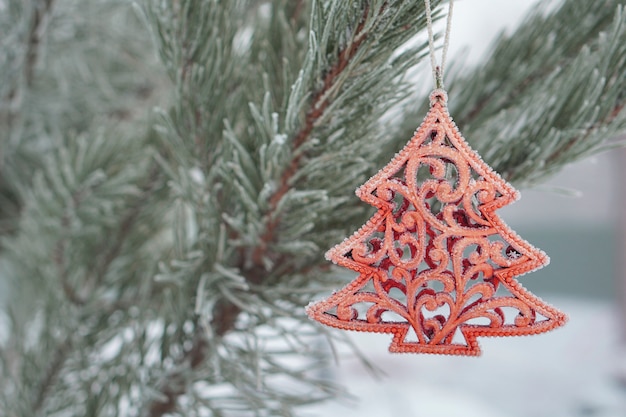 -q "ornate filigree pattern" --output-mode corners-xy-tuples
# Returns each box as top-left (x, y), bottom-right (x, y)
(307, 89), (567, 356)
